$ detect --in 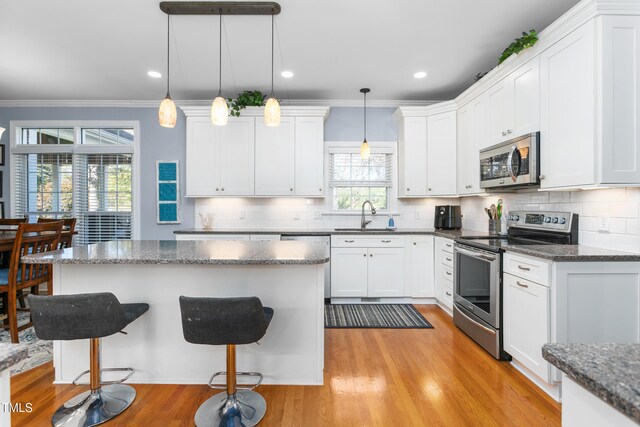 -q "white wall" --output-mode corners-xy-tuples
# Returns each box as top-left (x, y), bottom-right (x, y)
(460, 188), (640, 252)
